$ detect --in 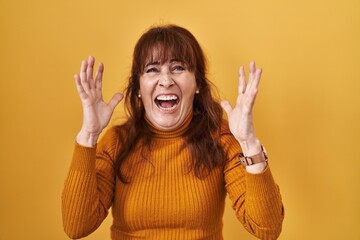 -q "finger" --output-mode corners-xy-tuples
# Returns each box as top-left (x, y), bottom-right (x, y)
(254, 67), (263, 88)
(255, 66), (262, 80)
(249, 61), (256, 74)
(244, 61), (254, 94)
(243, 69), (260, 113)
(86, 56), (95, 89)
(238, 66), (246, 95)
(248, 67), (262, 92)
(80, 60), (90, 92)
(243, 88), (259, 113)
(246, 61), (261, 93)
(95, 62), (104, 89)
(74, 74), (88, 100)
(108, 93), (124, 111)
(220, 100), (233, 115)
